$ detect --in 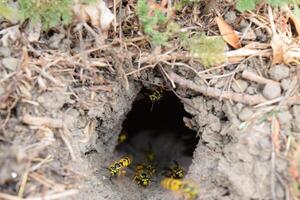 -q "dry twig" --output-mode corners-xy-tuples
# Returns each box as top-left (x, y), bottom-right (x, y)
(242, 70), (278, 85)
(169, 71), (267, 105)
(21, 115), (63, 128)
